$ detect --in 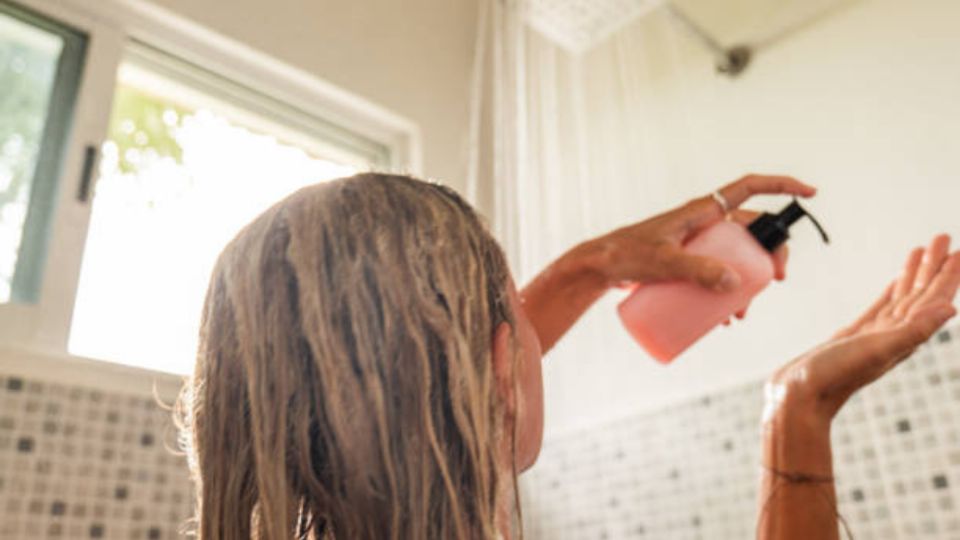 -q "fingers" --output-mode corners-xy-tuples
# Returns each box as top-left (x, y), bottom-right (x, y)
(682, 176), (816, 232)
(891, 247), (924, 304)
(728, 209), (761, 226)
(660, 248), (742, 292)
(914, 251), (960, 308)
(718, 174), (817, 212)
(884, 303), (958, 363)
(827, 305), (954, 399)
(895, 235), (951, 318)
(915, 235), (952, 290)
(772, 245), (789, 281)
